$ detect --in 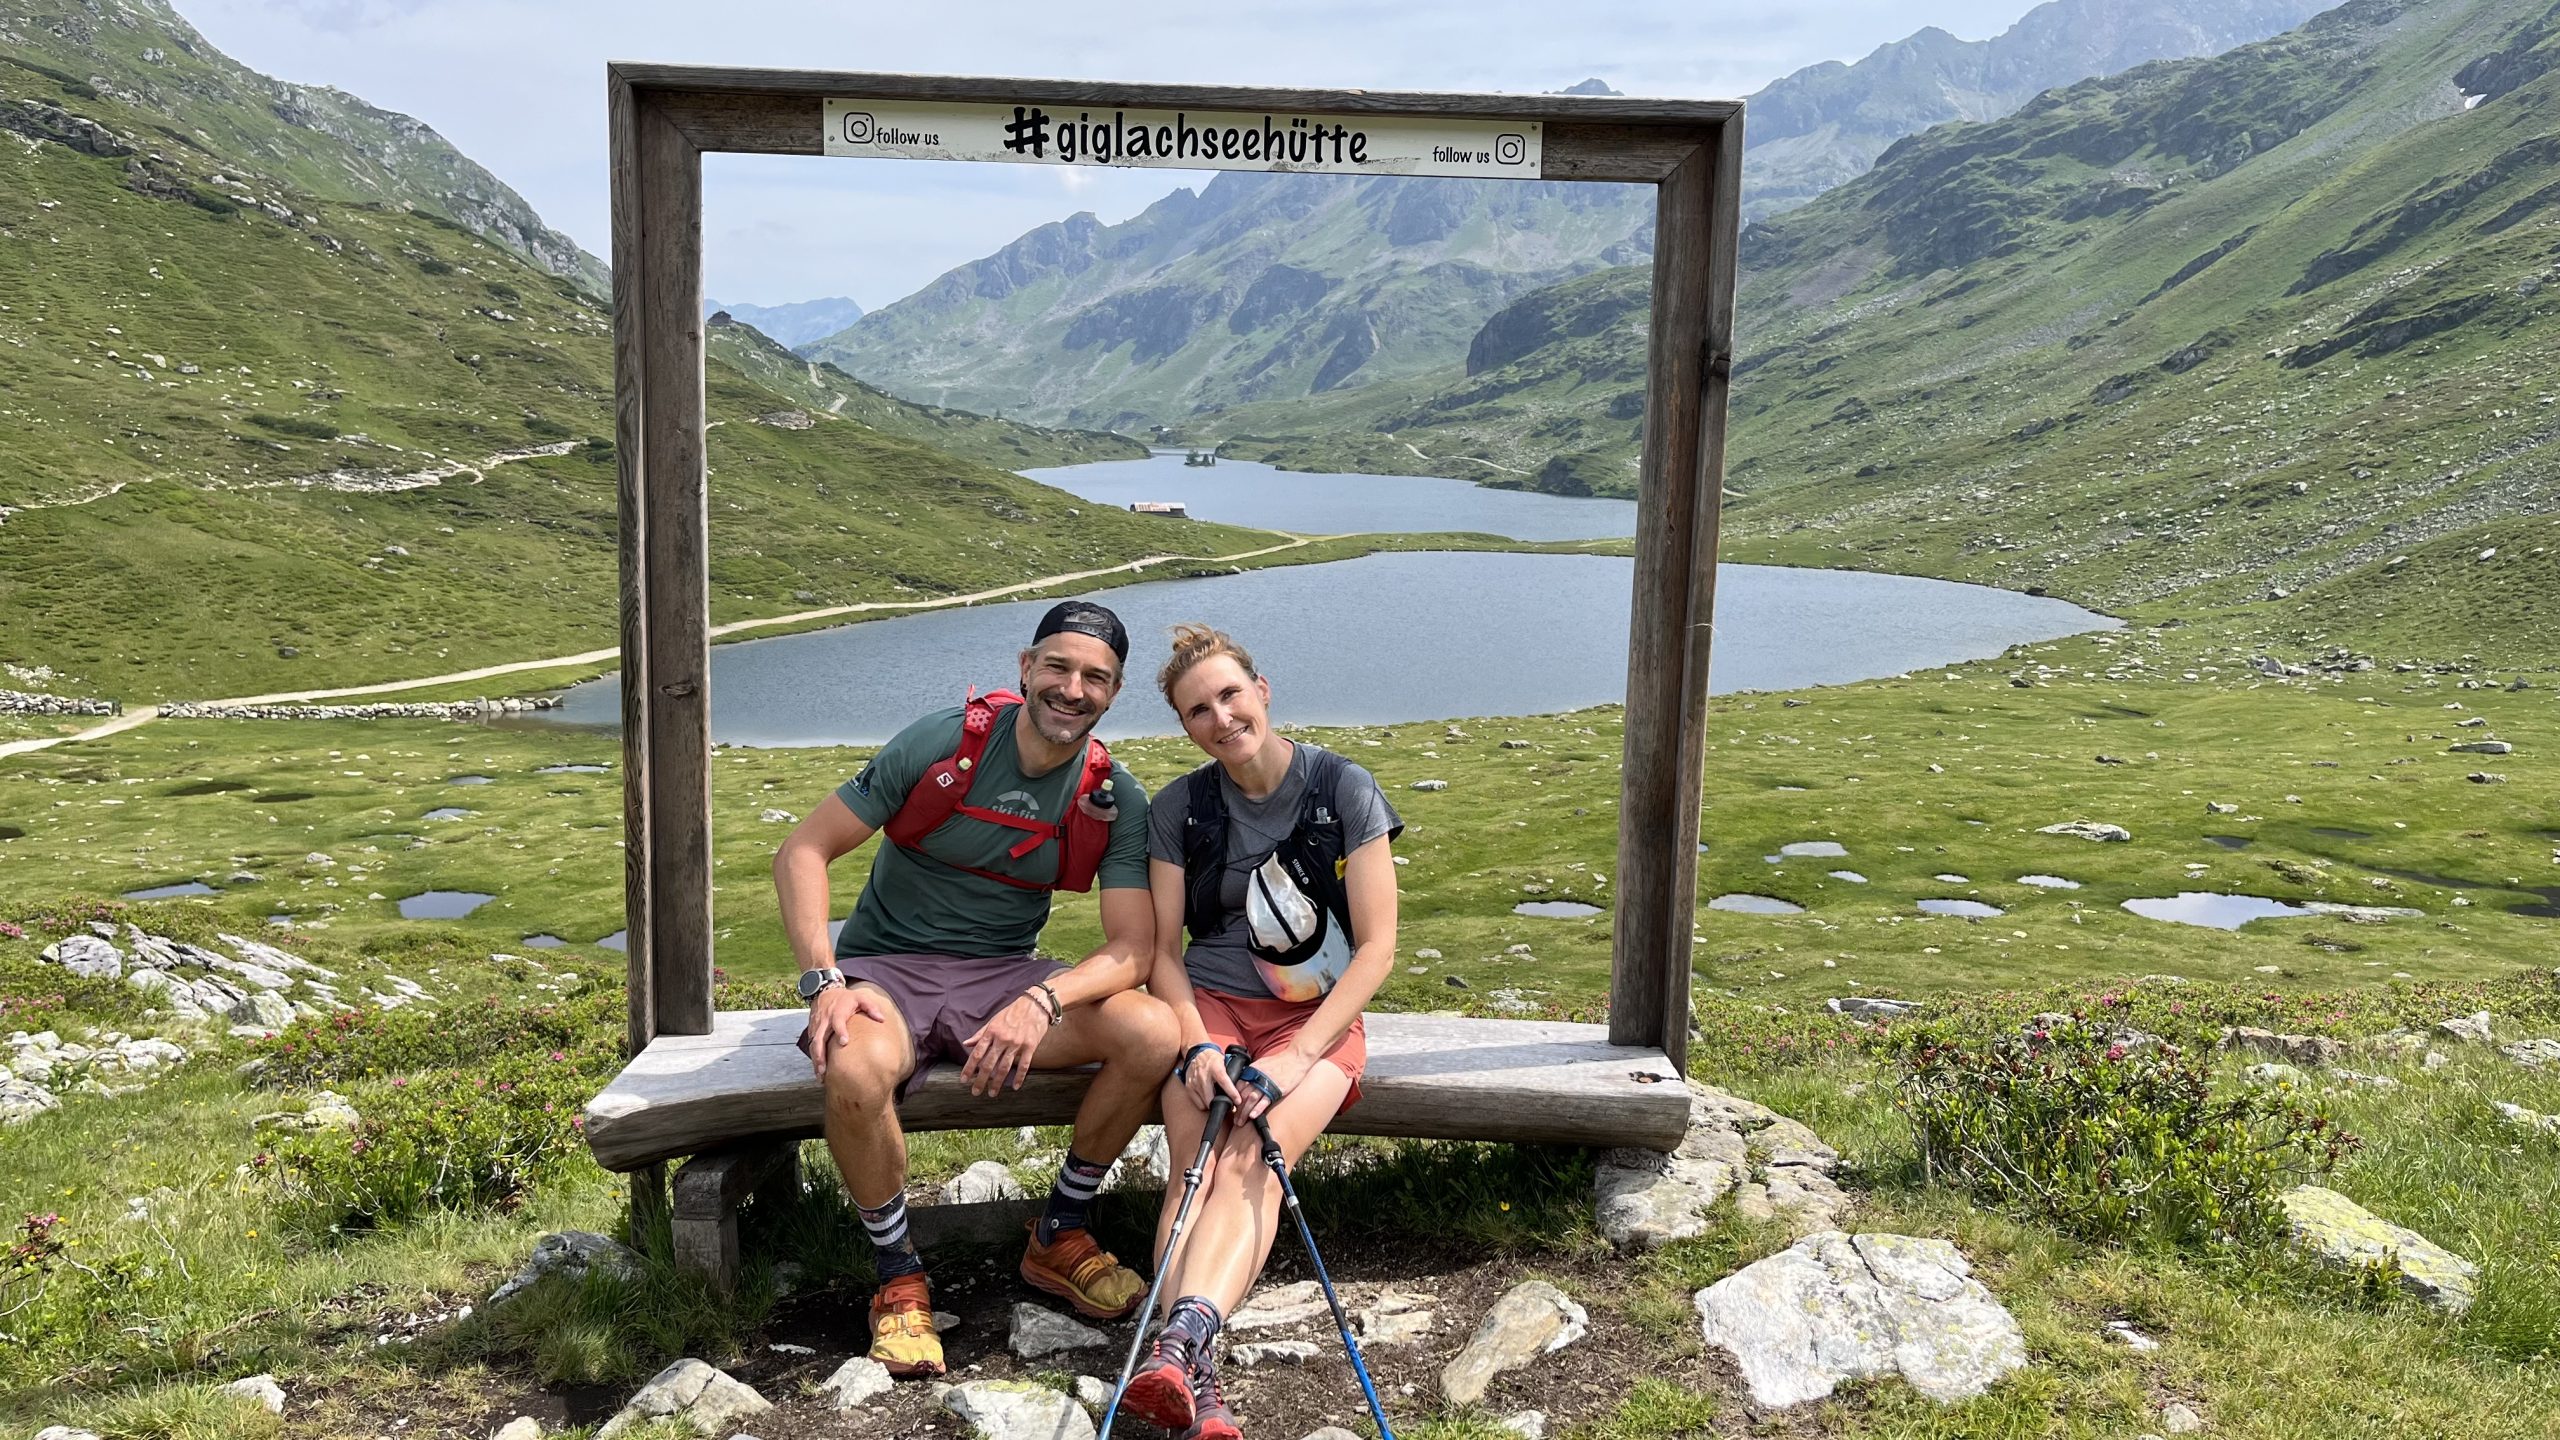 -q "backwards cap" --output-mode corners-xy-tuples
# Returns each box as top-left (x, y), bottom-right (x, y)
(1032, 600), (1131, 664)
